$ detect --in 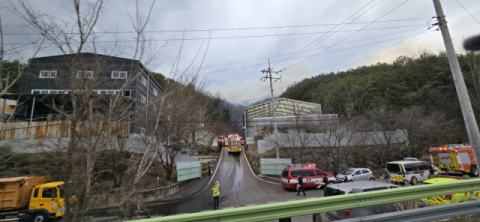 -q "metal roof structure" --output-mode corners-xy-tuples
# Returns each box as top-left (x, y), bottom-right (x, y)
(244, 98), (322, 137)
